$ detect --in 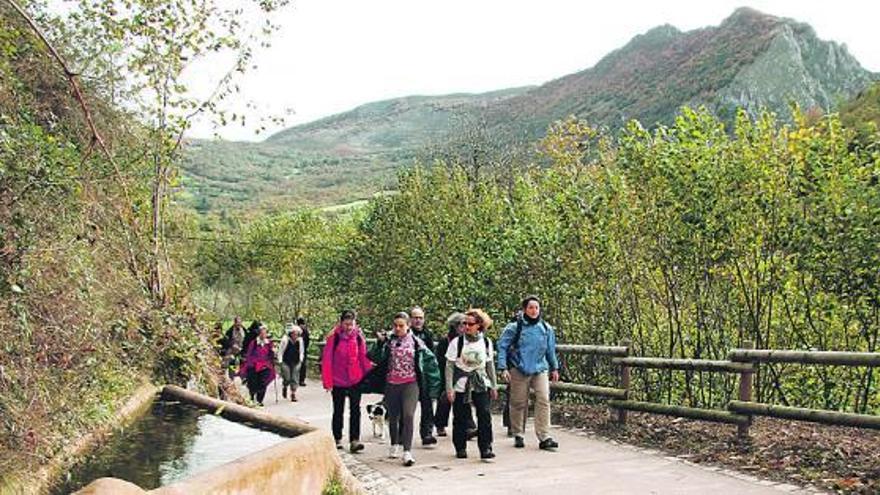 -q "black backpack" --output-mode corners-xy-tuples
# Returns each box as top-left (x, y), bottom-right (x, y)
(456, 334), (491, 358)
